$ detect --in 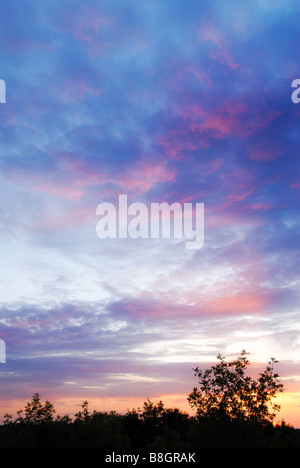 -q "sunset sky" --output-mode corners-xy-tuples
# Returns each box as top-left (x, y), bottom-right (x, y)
(0, 0), (300, 427)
